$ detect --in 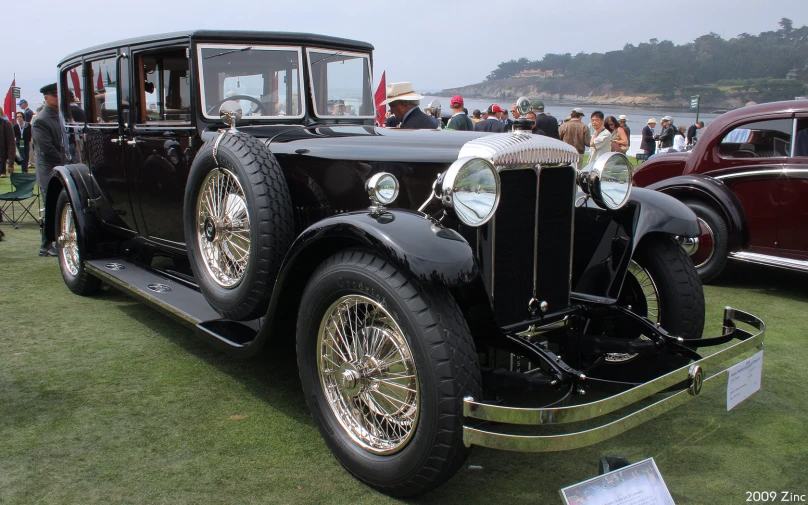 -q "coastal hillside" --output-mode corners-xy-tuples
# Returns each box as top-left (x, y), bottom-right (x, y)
(439, 19), (808, 108)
